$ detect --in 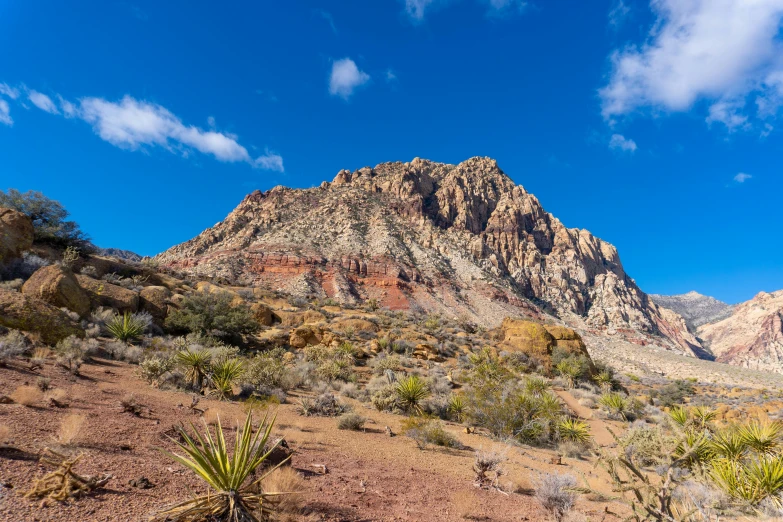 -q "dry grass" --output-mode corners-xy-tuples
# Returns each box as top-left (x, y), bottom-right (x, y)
(202, 407), (241, 427)
(46, 388), (68, 403)
(11, 385), (43, 407)
(258, 466), (306, 517)
(0, 424), (9, 445)
(451, 490), (481, 519)
(56, 414), (85, 446)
